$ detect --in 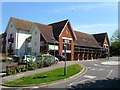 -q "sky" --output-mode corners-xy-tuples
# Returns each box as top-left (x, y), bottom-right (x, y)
(1, 2), (118, 38)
